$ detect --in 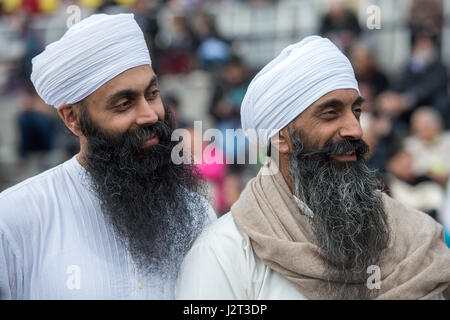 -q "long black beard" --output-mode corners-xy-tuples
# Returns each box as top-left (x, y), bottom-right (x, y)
(287, 129), (389, 300)
(79, 105), (209, 281)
